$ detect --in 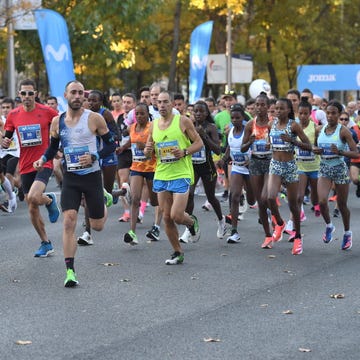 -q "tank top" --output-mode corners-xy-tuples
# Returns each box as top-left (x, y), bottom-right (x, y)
(251, 117), (272, 158)
(228, 126), (249, 175)
(152, 115), (193, 182)
(296, 120), (320, 172)
(59, 110), (100, 175)
(269, 118), (296, 152)
(129, 122), (156, 172)
(317, 124), (345, 166)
